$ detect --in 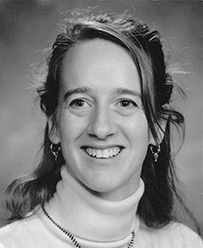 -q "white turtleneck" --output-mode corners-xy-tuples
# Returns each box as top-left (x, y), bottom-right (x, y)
(0, 166), (203, 248)
(44, 166), (144, 244)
